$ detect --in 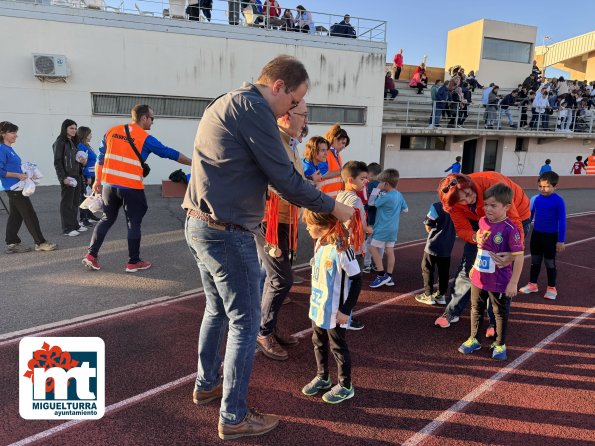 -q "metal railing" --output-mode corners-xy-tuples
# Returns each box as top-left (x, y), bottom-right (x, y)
(20, 0), (386, 42)
(384, 100), (595, 134)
